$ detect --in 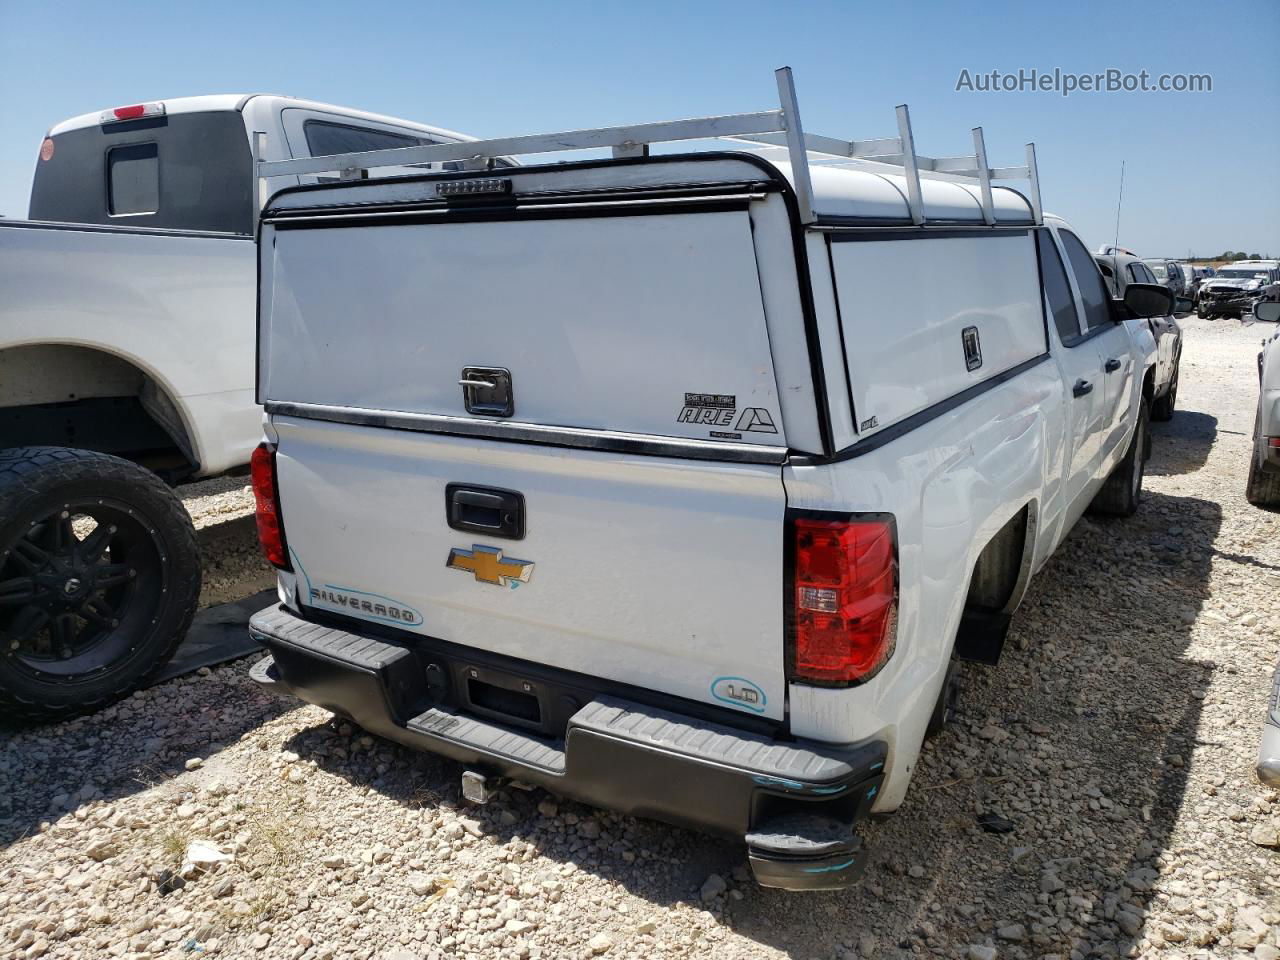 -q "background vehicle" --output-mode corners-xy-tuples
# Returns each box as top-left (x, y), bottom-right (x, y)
(1178, 262), (1196, 298)
(1187, 264), (1214, 305)
(1247, 301), (1280, 506)
(245, 71), (1169, 890)
(1199, 260), (1280, 319)
(1143, 258), (1186, 302)
(0, 95), (478, 720)
(1097, 252), (1183, 419)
